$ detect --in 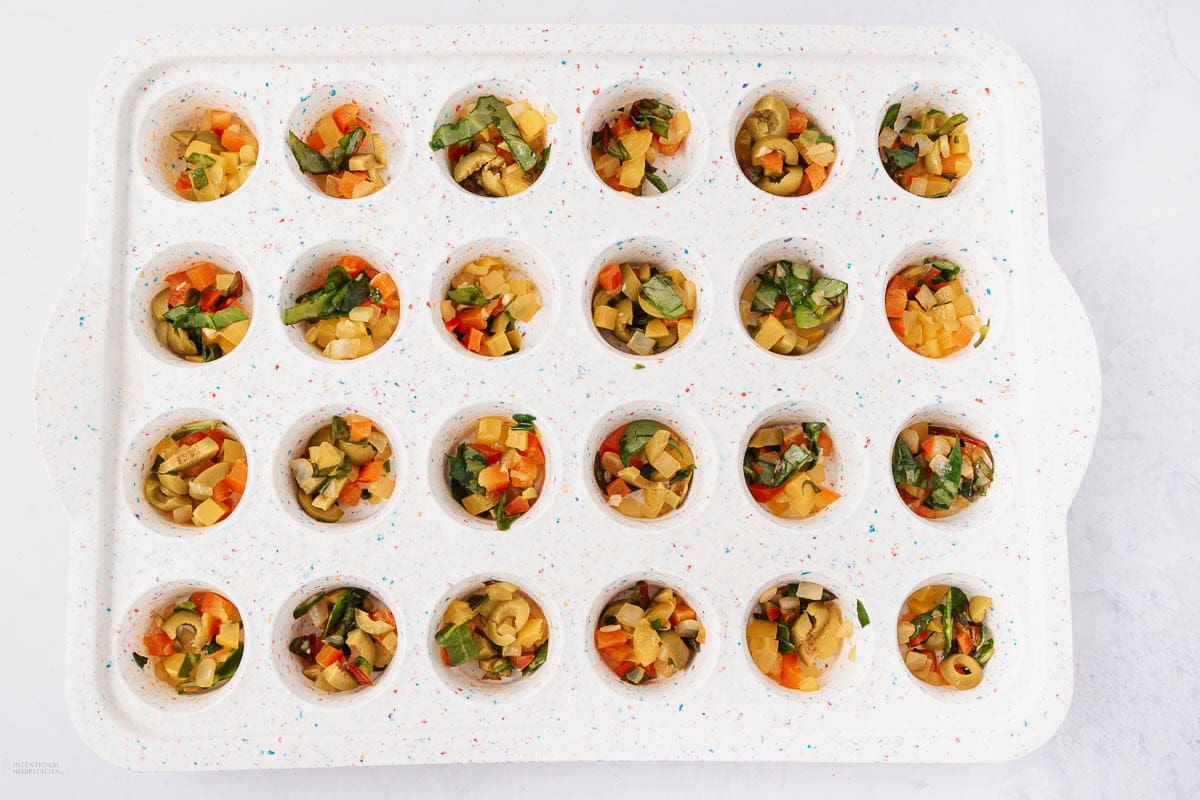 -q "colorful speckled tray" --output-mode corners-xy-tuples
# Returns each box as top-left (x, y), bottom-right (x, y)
(34, 25), (1099, 770)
